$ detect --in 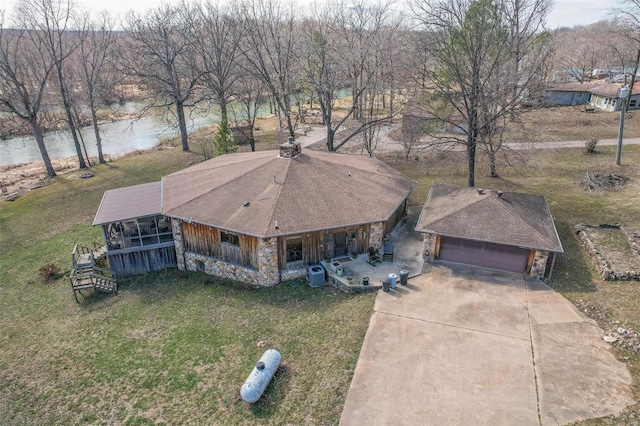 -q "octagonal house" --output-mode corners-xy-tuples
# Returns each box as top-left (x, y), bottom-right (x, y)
(163, 138), (415, 286)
